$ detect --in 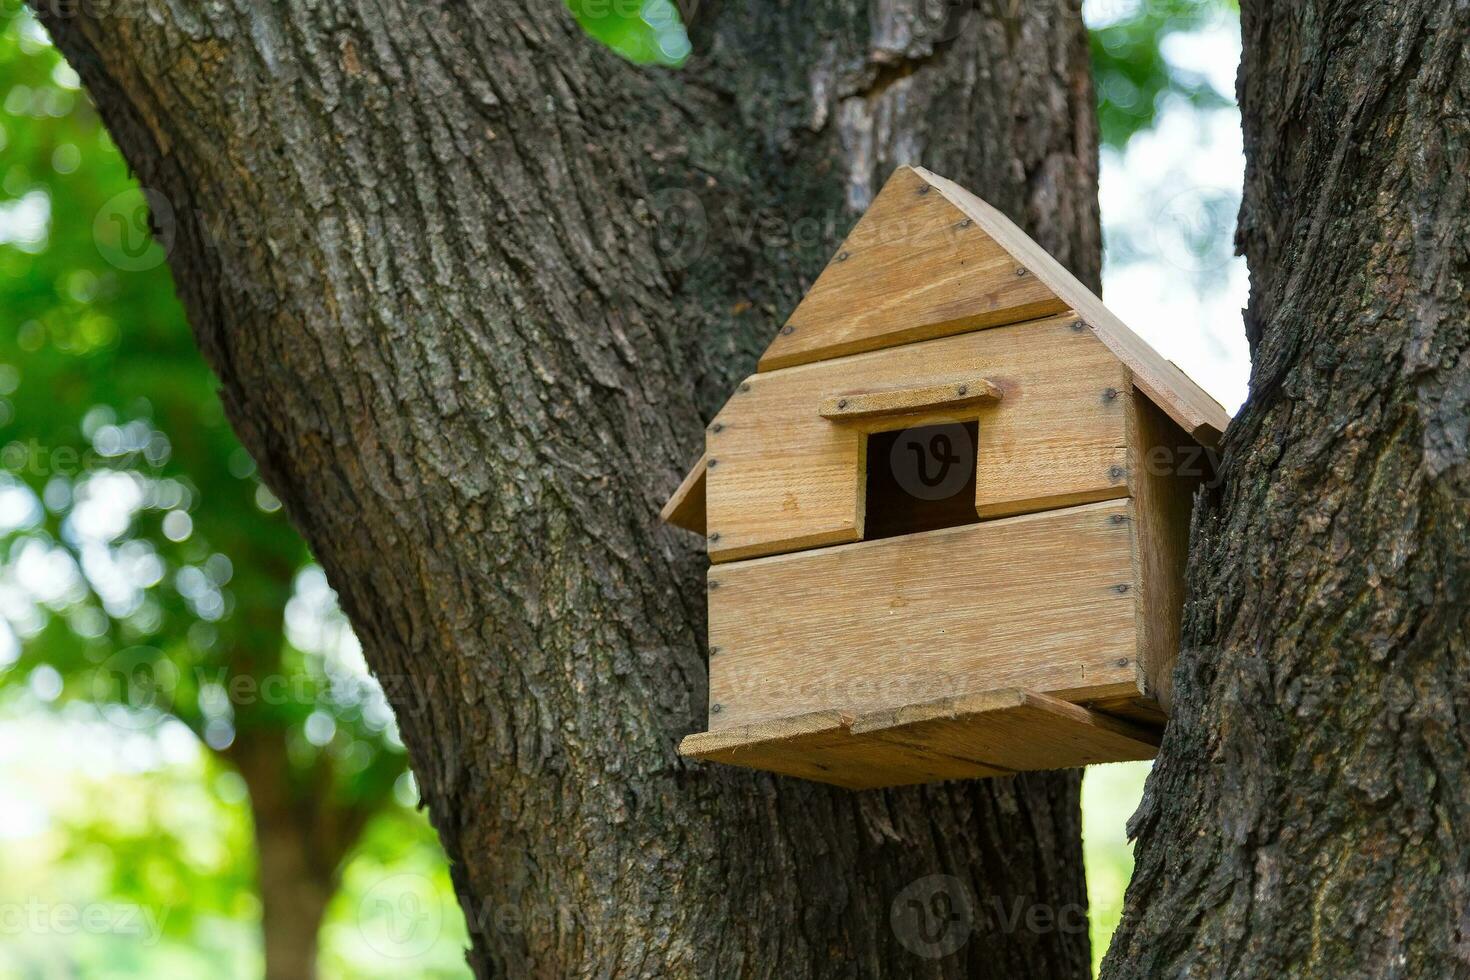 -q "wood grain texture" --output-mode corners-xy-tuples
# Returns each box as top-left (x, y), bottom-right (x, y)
(706, 315), (1131, 563)
(914, 167), (1232, 446)
(819, 377), (1001, 421)
(681, 689), (1160, 790)
(706, 500), (1144, 729)
(659, 453), (708, 535)
(1125, 394), (1202, 713)
(757, 167), (1068, 371)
